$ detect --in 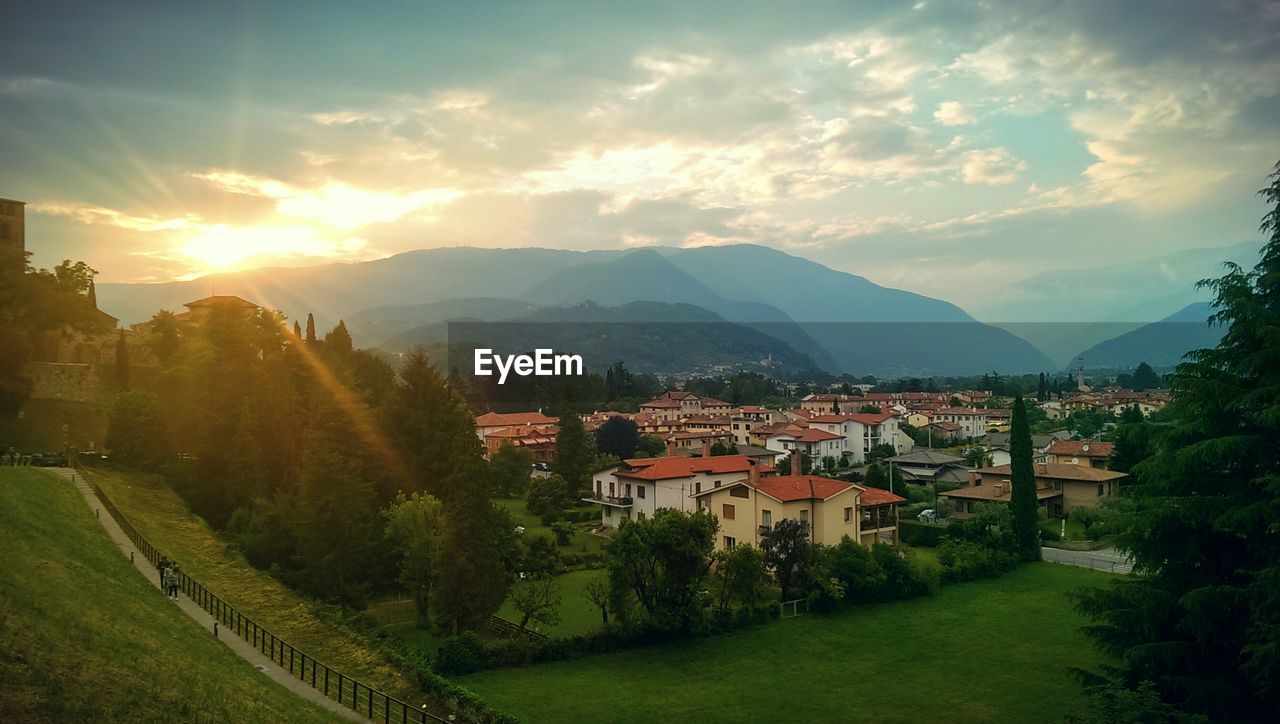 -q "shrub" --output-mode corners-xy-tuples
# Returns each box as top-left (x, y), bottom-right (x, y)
(899, 519), (945, 547)
(937, 538), (1018, 584)
(871, 543), (931, 600)
(435, 632), (489, 675)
